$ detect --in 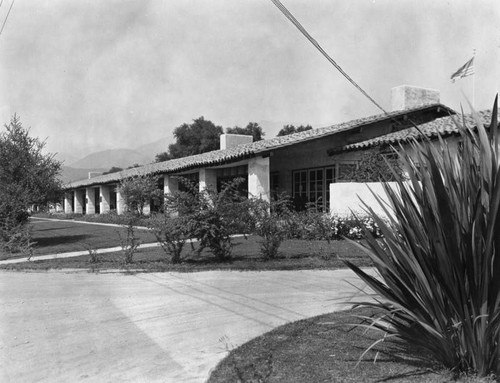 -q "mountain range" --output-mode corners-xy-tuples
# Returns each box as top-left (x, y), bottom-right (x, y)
(58, 137), (171, 184)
